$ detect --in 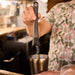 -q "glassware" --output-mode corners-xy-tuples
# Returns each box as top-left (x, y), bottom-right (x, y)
(30, 54), (48, 75)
